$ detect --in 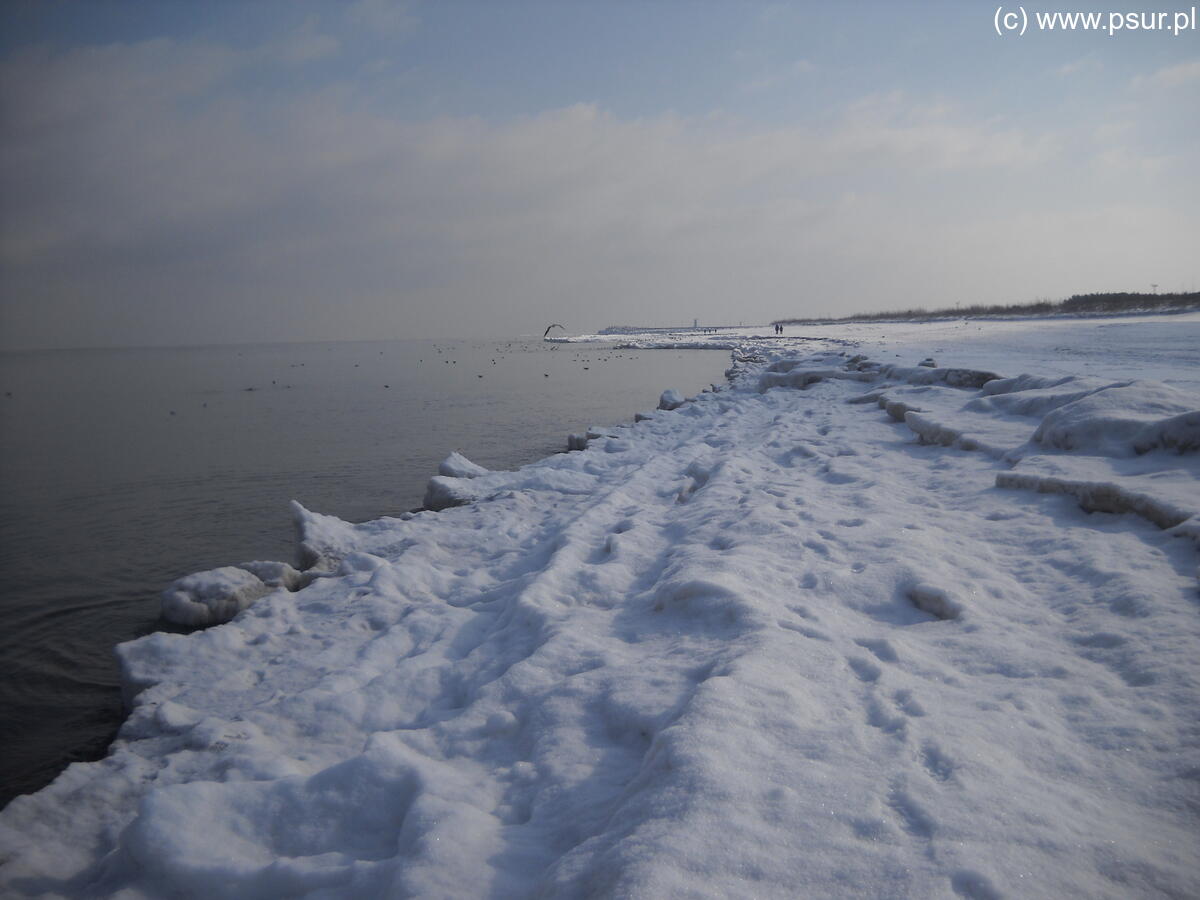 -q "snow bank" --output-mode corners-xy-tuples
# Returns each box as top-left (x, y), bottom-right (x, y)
(877, 363), (1003, 389)
(4, 316), (1199, 899)
(758, 367), (875, 392)
(902, 410), (1013, 460)
(1031, 381), (1200, 456)
(860, 363), (1200, 537)
(996, 469), (1196, 532)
